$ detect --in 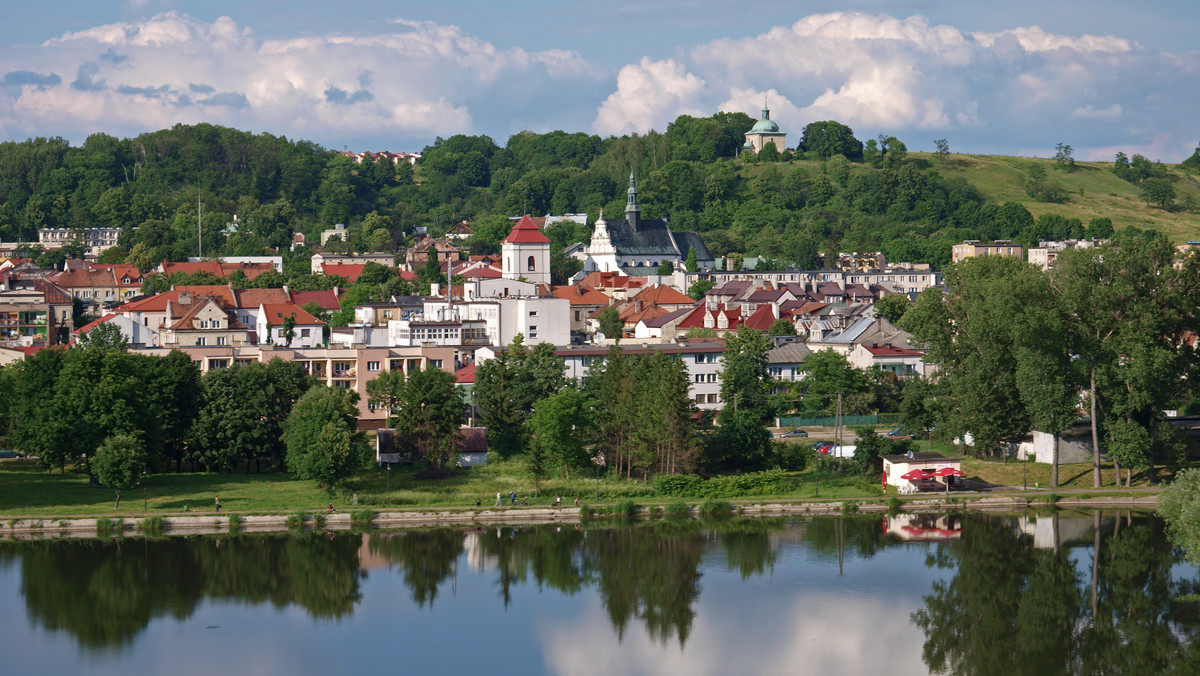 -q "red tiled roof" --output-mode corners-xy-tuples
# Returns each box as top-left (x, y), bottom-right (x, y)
(259, 303), (323, 325)
(73, 313), (118, 336)
(454, 363), (476, 384)
(502, 215), (551, 244)
(628, 283), (695, 306)
(741, 304), (778, 331)
(321, 264), (365, 283)
(551, 284), (611, 306)
(290, 290), (341, 311)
